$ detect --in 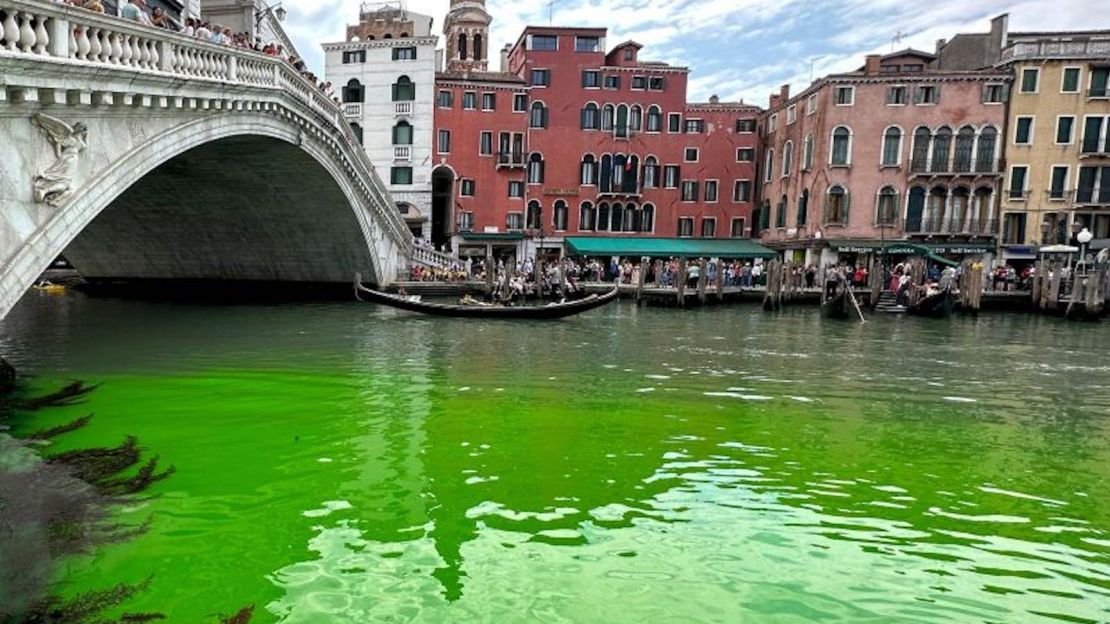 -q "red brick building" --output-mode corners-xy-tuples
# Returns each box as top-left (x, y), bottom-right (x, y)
(432, 1), (761, 260)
